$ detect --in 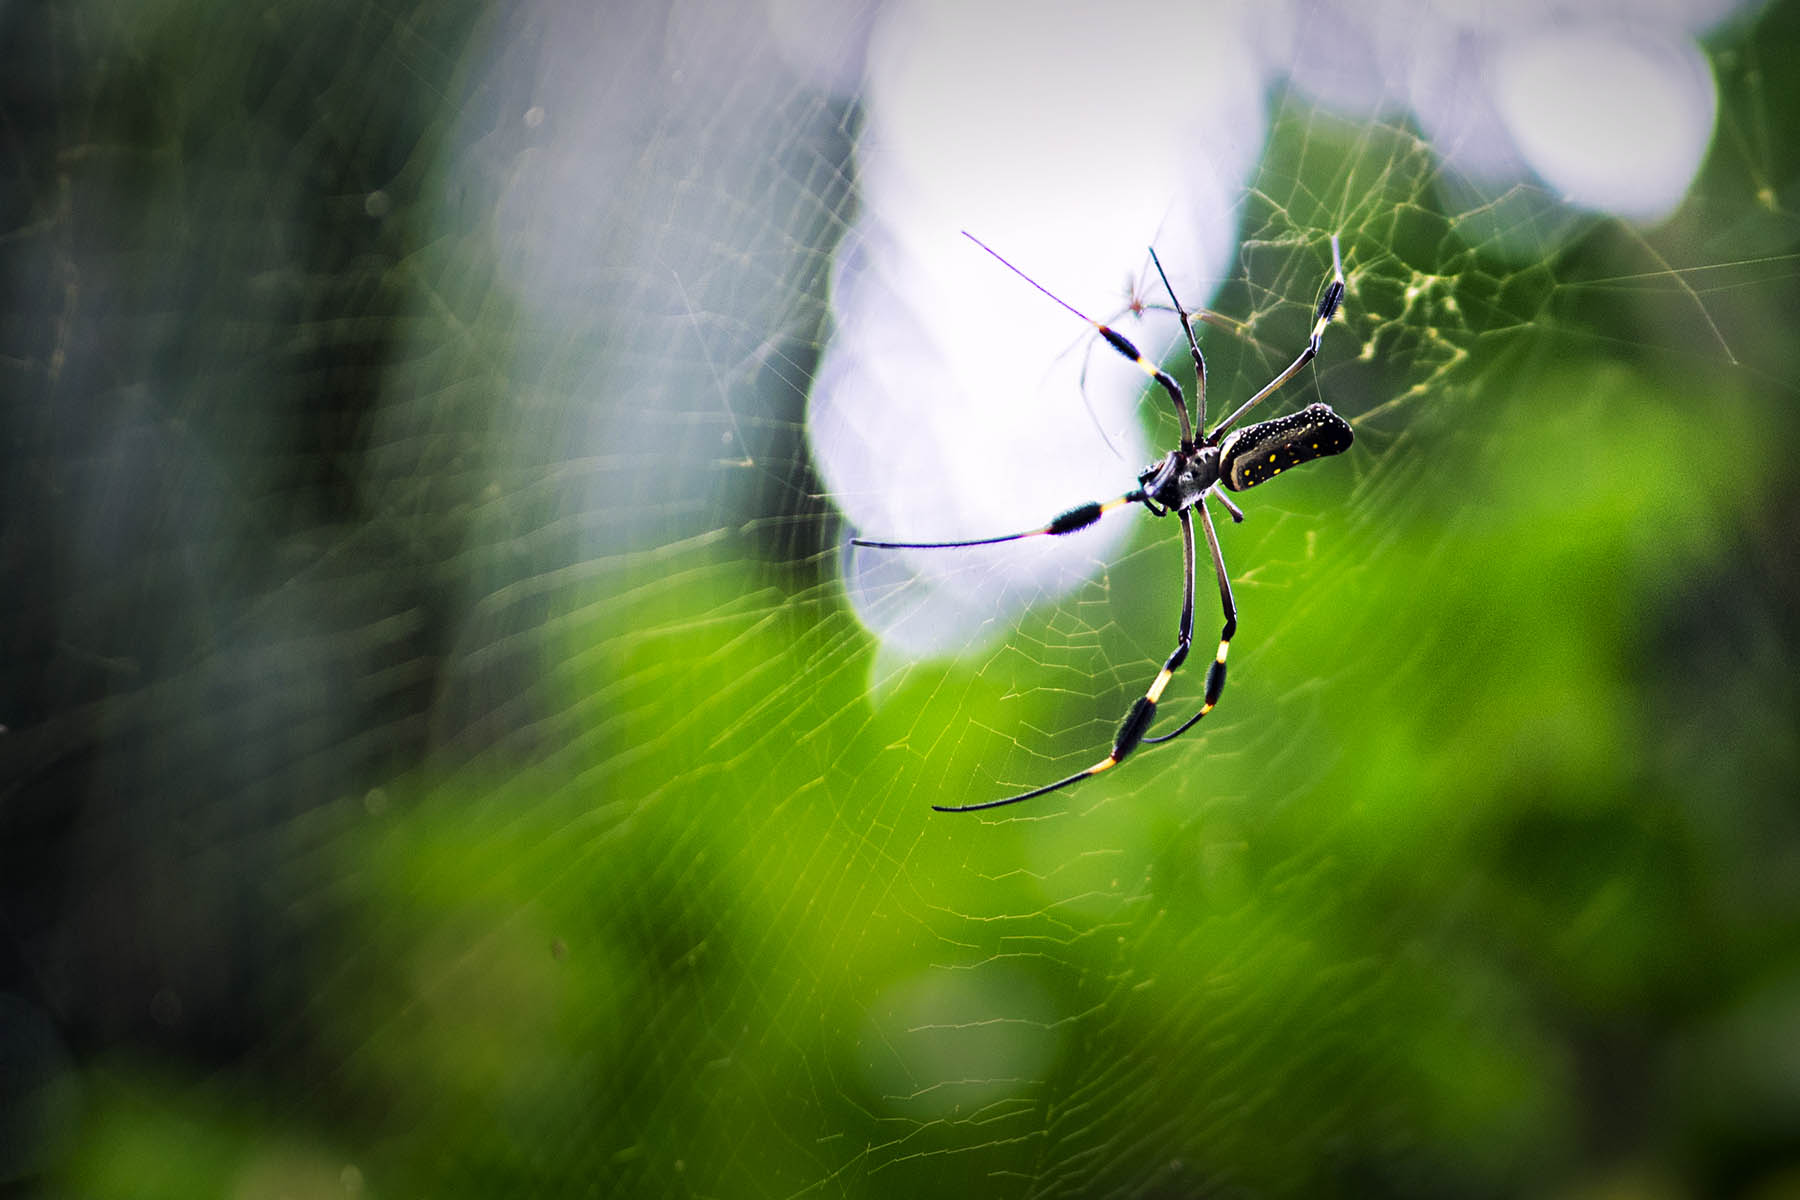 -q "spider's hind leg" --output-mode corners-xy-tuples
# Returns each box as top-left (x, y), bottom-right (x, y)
(934, 506), (1202, 813)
